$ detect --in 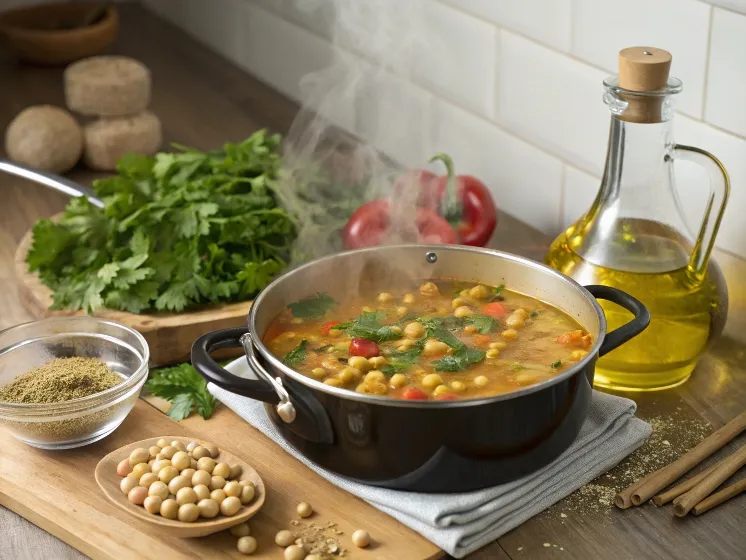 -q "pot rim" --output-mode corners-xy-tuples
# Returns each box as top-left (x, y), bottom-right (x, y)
(248, 244), (606, 409)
